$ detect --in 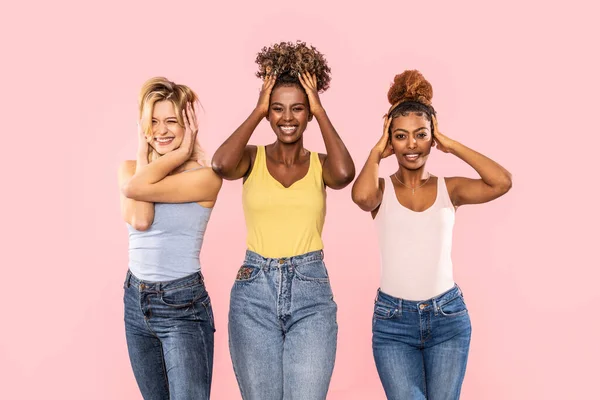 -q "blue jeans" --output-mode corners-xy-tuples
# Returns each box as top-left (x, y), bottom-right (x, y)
(228, 250), (338, 400)
(372, 285), (471, 400)
(123, 270), (215, 400)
